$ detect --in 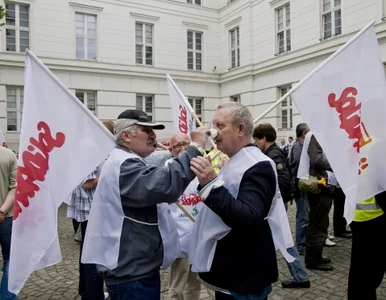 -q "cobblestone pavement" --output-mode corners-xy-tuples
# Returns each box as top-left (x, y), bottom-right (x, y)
(15, 203), (385, 299)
